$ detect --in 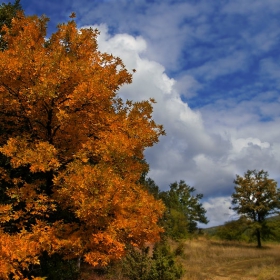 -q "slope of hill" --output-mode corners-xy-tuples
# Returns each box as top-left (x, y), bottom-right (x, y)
(202, 214), (280, 236)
